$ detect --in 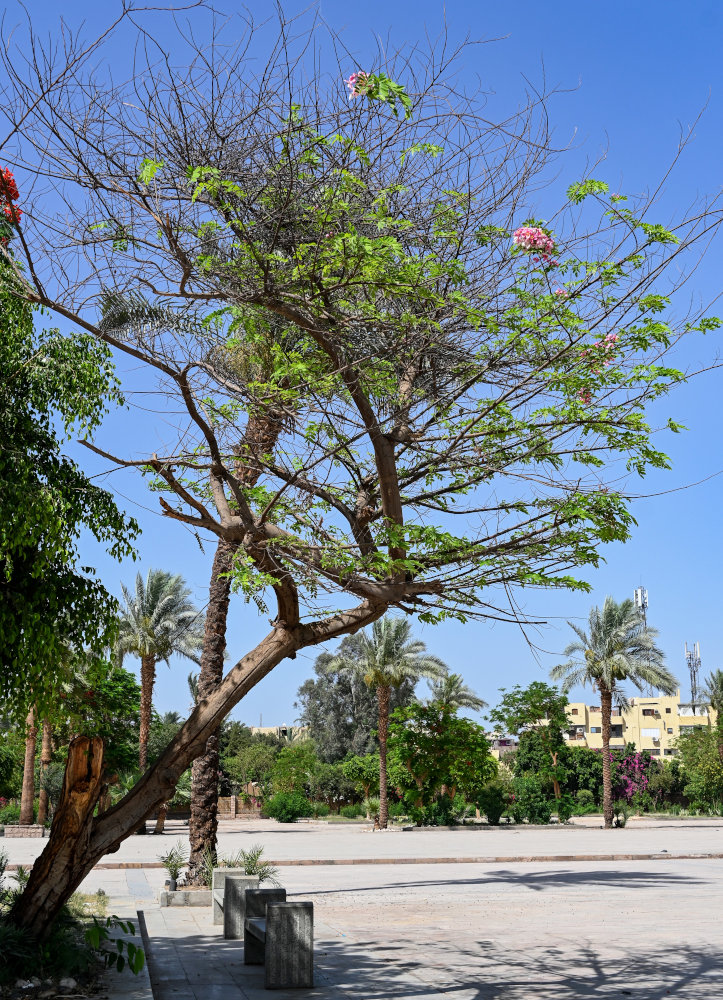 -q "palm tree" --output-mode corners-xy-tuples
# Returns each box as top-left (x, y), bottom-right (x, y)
(115, 569), (204, 772)
(325, 616), (448, 828)
(703, 669), (723, 760)
(428, 673), (486, 712)
(551, 596), (677, 828)
(19, 707), (38, 825)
